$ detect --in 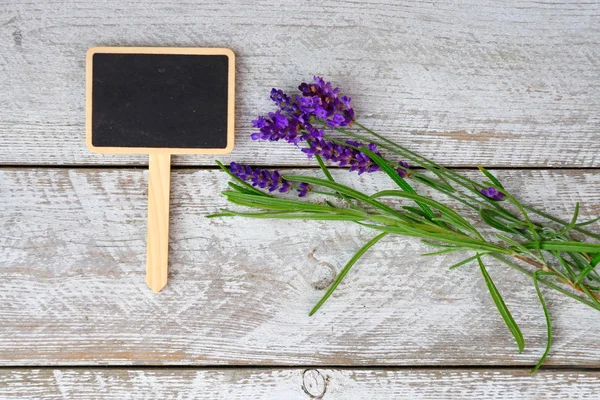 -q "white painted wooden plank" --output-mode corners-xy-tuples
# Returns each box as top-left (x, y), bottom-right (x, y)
(1, 168), (599, 366)
(0, 1), (599, 167)
(1, 368), (600, 399)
